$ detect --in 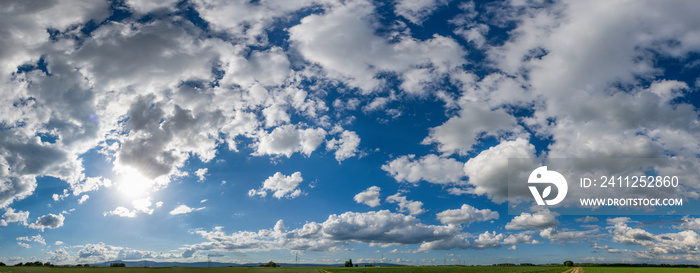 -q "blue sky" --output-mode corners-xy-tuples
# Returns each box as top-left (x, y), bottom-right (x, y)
(2, 0), (700, 266)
